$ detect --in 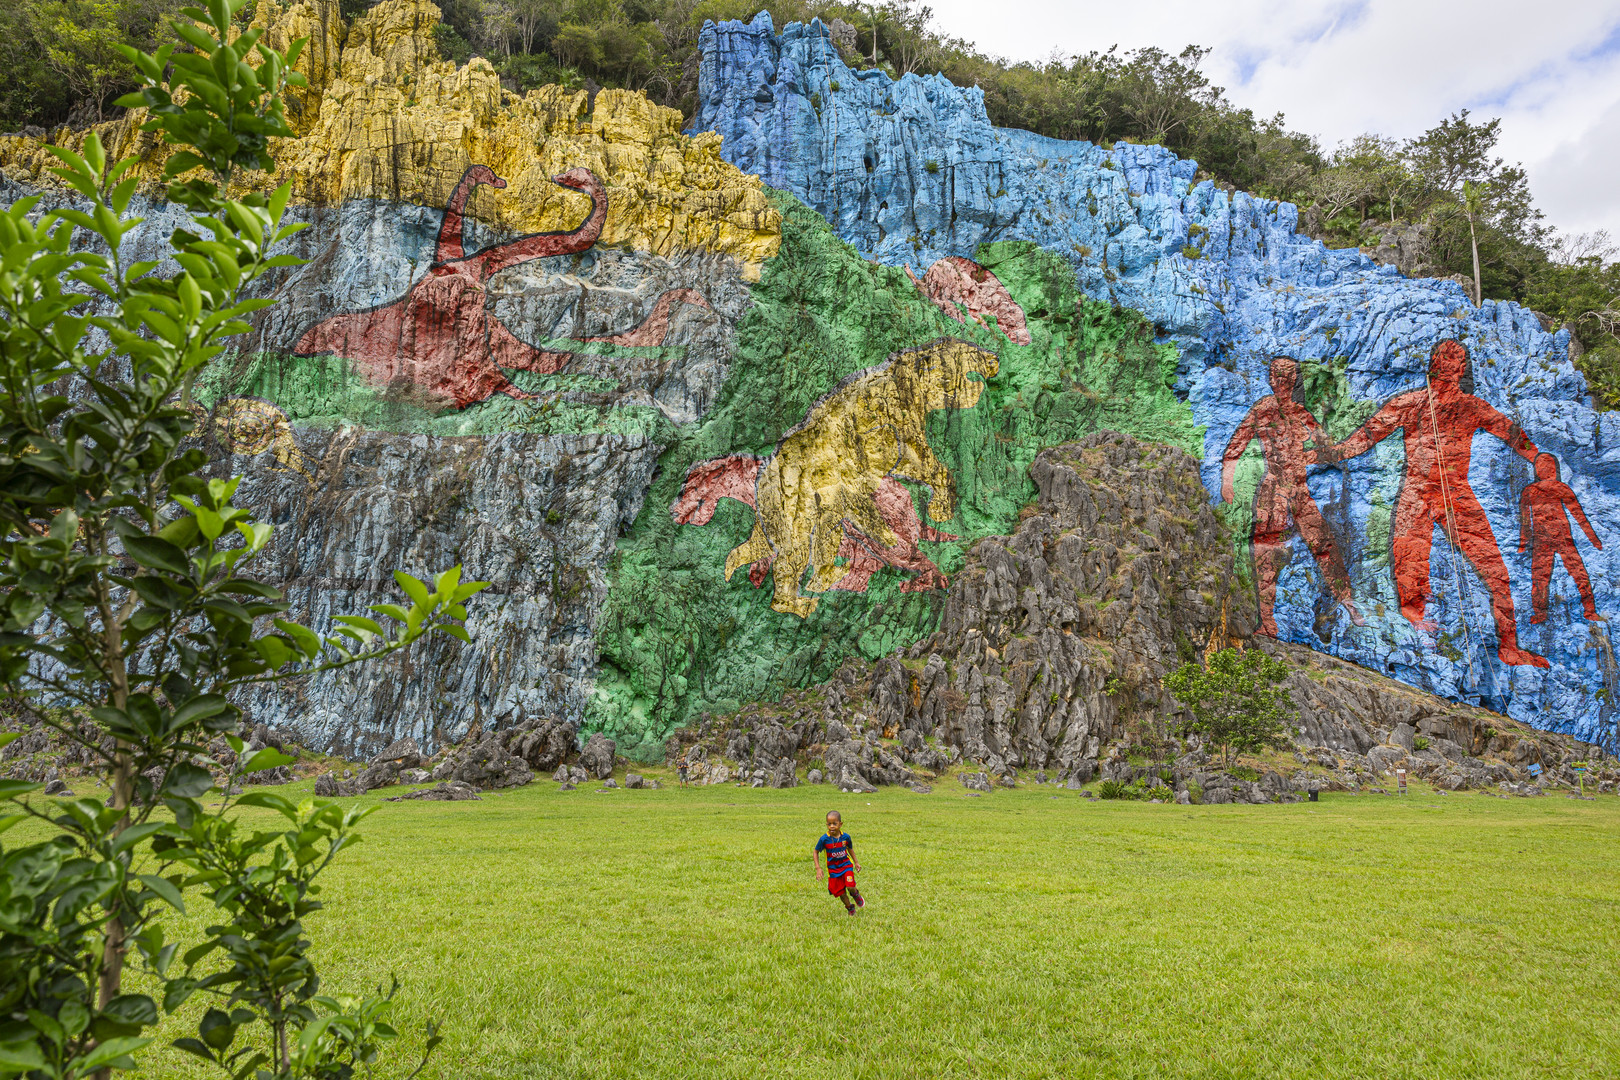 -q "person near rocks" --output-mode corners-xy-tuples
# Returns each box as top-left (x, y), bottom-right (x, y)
(1519, 452), (1604, 624)
(1321, 339), (1546, 667)
(677, 753), (690, 787)
(813, 810), (865, 915)
(1221, 355), (1363, 636)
